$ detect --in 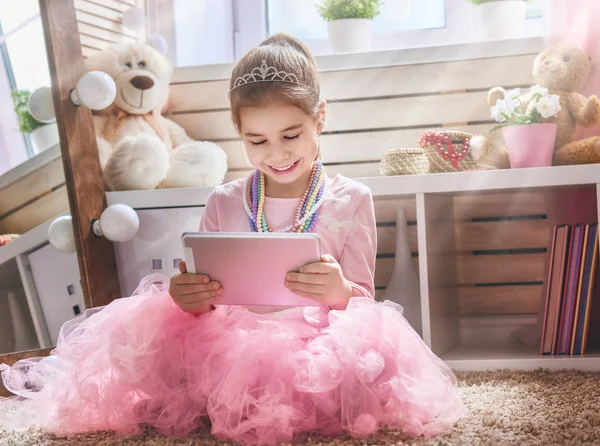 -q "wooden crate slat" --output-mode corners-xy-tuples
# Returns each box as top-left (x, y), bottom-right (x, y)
(374, 257), (419, 288)
(74, 0), (124, 22)
(78, 23), (135, 44)
(82, 0), (132, 13)
(168, 54), (536, 112)
(374, 198), (417, 222)
(376, 254), (546, 288)
(217, 123), (496, 170)
(82, 45), (101, 58)
(453, 192), (546, 220)
(0, 186), (69, 235)
(455, 219), (550, 251)
(79, 34), (114, 51)
(376, 219), (550, 254)
(375, 285), (542, 316)
(372, 193), (546, 225)
(0, 159), (65, 217)
(169, 91), (492, 141)
(75, 10), (135, 37)
(456, 253), (546, 284)
(458, 284), (543, 316)
(377, 226), (418, 255)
